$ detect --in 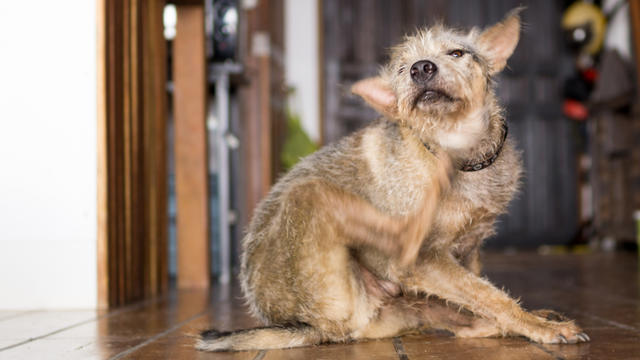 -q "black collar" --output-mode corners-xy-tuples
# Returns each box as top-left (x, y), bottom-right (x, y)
(459, 122), (508, 172)
(423, 122), (508, 172)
